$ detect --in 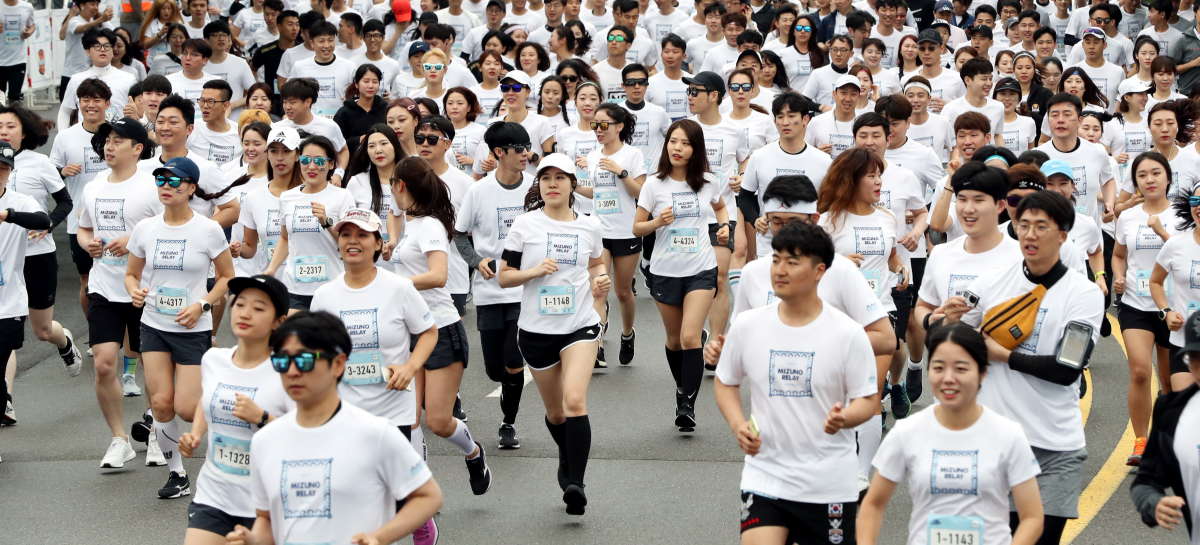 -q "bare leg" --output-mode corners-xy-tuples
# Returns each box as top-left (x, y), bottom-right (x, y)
(93, 342), (127, 437)
(710, 245), (732, 335)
